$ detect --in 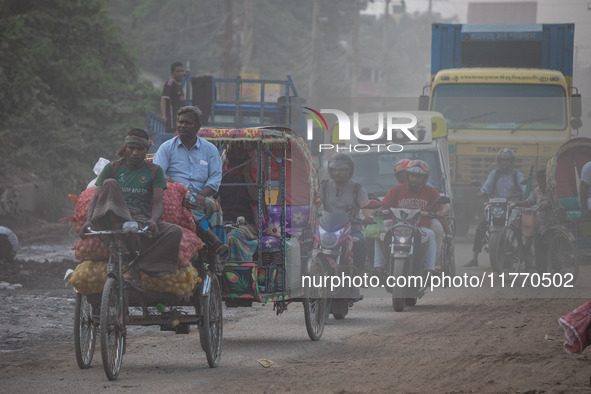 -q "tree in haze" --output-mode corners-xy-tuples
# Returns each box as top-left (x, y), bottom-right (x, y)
(109, 1), (452, 106)
(0, 0), (157, 214)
